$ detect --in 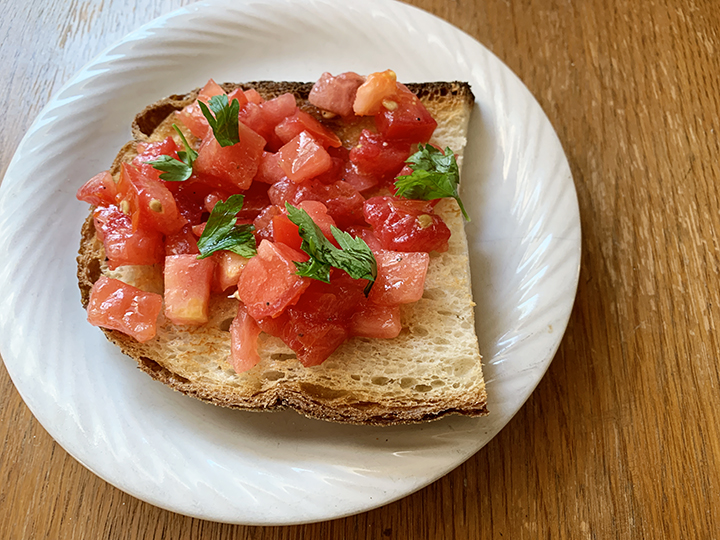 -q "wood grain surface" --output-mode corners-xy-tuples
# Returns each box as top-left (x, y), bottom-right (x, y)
(2, 0), (719, 538)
